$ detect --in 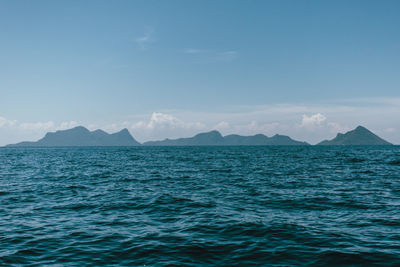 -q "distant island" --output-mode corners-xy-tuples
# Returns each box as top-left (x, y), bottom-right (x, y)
(5, 125), (393, 147)
(143, 130), (309, 146)
(317, 126), (392, 146)
(6, 126), (140, 147)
